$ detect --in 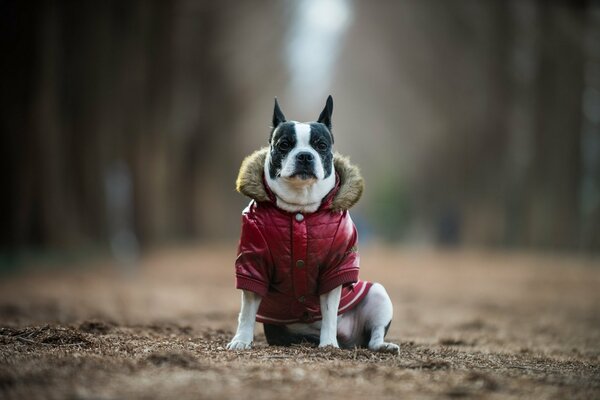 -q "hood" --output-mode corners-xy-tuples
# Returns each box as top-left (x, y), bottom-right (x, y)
(235, 147), (364, 212)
